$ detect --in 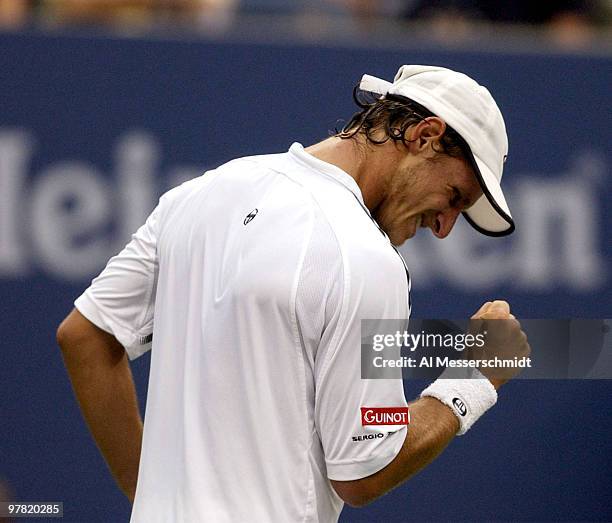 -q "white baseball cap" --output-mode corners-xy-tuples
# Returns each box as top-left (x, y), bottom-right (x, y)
(359, 65), (514, 237)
